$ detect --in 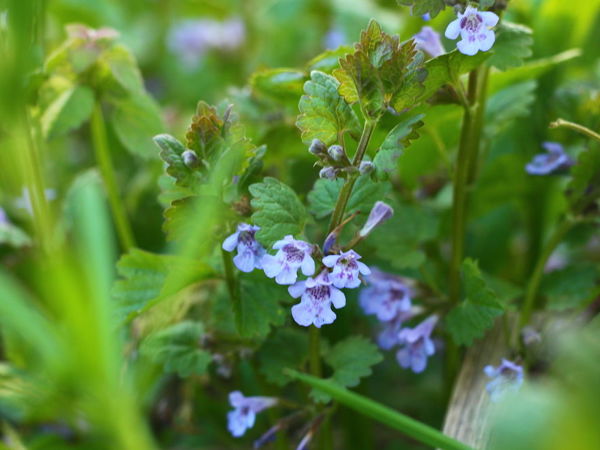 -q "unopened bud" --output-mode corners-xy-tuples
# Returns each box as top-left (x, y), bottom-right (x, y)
(309, 139), (327, 155)
(182, 149), (200, 168)
(359, 201), (393, 237)
(327, 145), (345, 162)
(359, 161), (375, 175)
(319, 167), (337, 179)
